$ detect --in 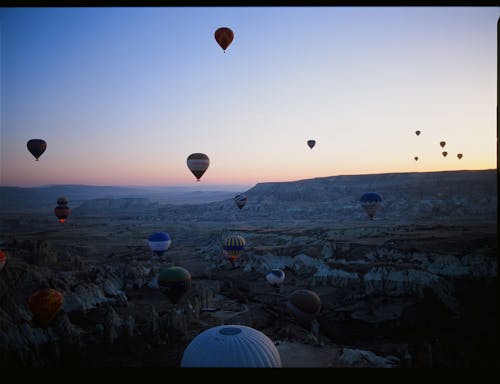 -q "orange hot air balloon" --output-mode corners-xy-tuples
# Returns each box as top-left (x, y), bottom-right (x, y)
(187, 153), (210, 181)
(214, 27), (234, 52)
(414, 156), (419, 161)
(0, 250), (6, 272)
(457, 153), (463, 160)
(440, 141), (446, 148)
(442, 151), (448, 157)
(28, 288), (63, 328)
(27, 139), (47, 161)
